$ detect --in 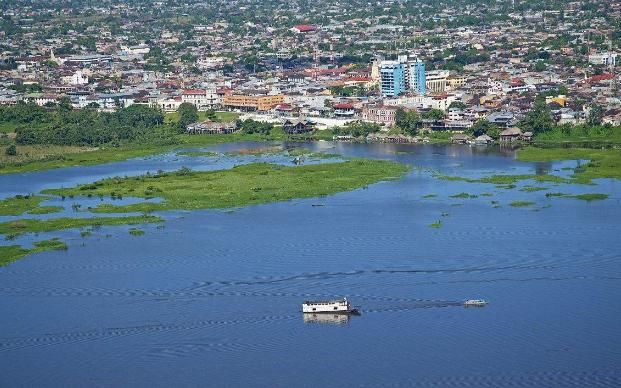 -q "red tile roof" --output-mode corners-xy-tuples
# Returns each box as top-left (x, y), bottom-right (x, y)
(345, 76), (372, 82)
(588, 73), (614, 83)
(293, 25), (316, 32)
(182, 89), (206, 95)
